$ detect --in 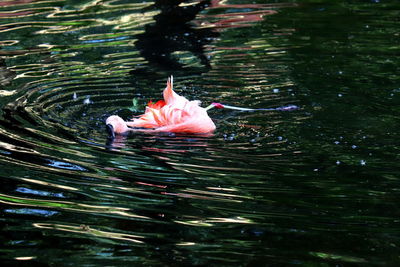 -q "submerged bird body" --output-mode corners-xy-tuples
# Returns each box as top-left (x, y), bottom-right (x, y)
(106, 77), (216, 136)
